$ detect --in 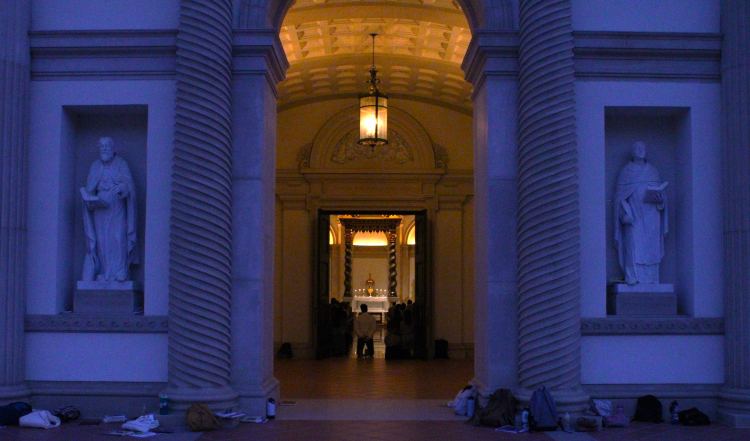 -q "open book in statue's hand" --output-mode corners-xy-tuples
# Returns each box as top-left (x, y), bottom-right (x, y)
(80, 187), (109, 209)
(643, 181), (667, 203)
